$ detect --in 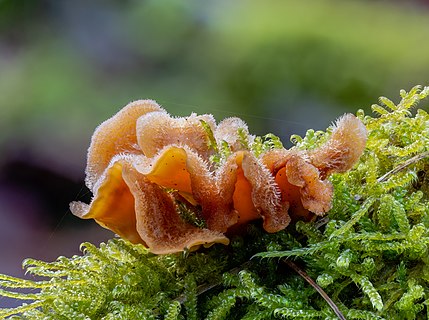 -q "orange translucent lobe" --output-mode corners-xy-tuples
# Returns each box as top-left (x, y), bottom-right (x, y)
(72, 161), (143, 244)
(232, 152), (260, 225)
(145, 147), (193, 194)
(275, 167), (313, 221)
(233, 169), (260, 225)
